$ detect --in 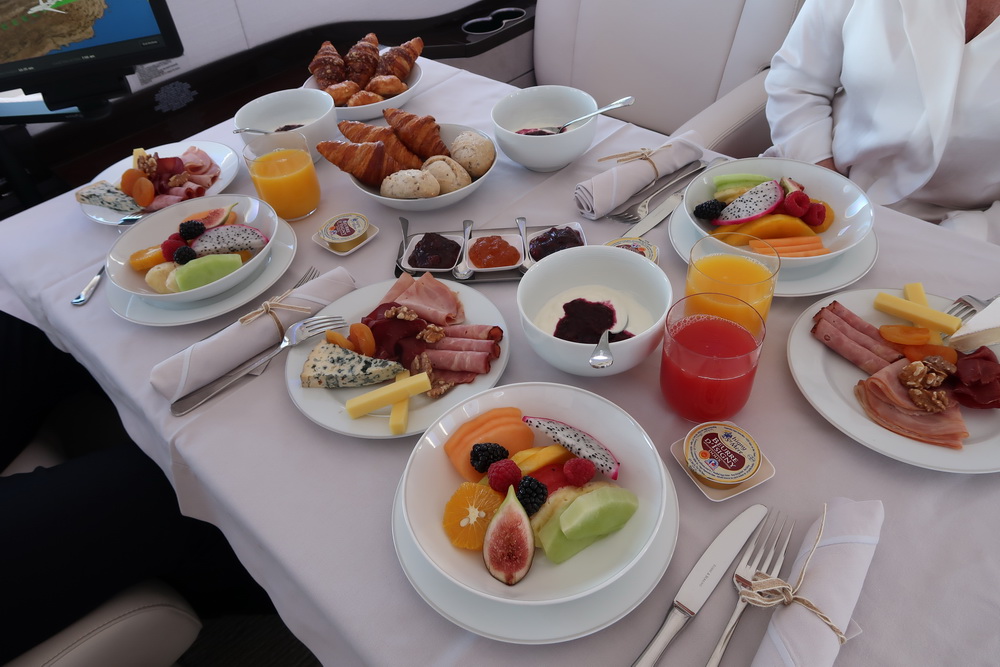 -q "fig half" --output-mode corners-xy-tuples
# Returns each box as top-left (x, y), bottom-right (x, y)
(483, 485), (534, 585)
